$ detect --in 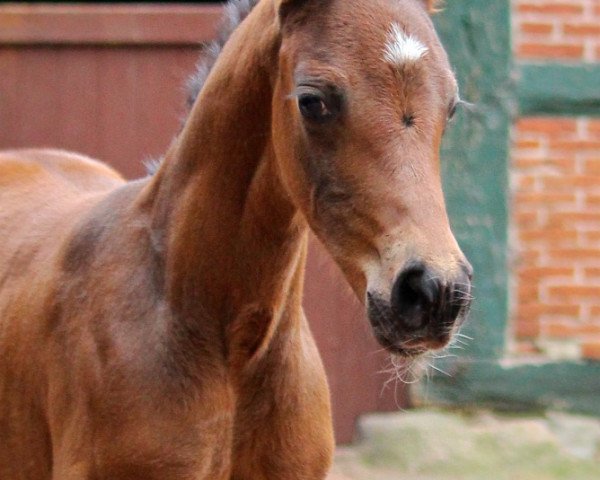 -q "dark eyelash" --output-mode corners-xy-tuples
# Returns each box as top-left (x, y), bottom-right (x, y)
(448, 103), (458, 119)
(457, 99), (476, 111)
(449, 99), (476, 120)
